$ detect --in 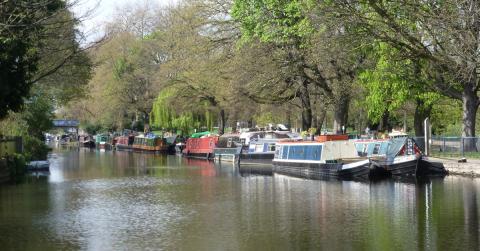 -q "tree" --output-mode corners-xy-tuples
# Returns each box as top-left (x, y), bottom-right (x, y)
(150, 1), (238, 135)
(0, 1), (91, 119)
(232, 0), (366, 133)
(0, 0), (65, 118)
(335, 0), (480, 138)
(359, 43), (439, 134)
